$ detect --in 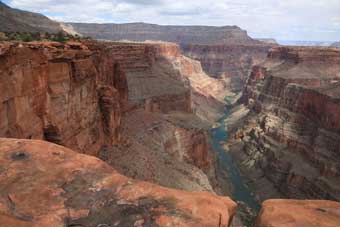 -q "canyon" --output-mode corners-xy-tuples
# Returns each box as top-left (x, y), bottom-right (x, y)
(1, 40), (340, 227)
(1, 2), (340, 226)
(226, 46), (340, 204)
